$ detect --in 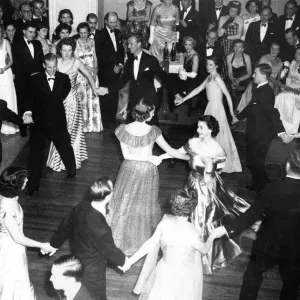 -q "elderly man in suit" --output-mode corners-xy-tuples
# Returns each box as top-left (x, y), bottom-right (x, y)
(220, 149), (300, 300)
(281, 27), (299, 62)
(245, 6), (276, 66)
(260, 0), (278, 22)
(47, 177), (127, 300)
(31, 0), (48, 28)
(13, 3), (33, 41)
